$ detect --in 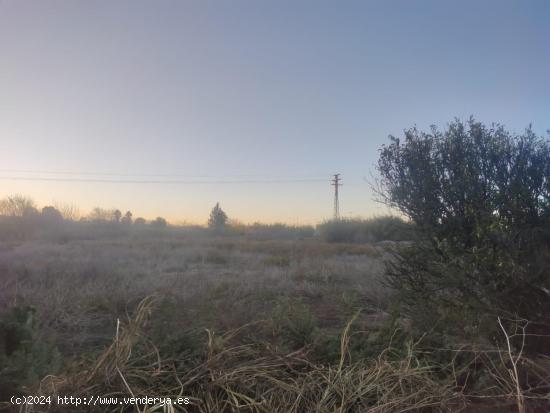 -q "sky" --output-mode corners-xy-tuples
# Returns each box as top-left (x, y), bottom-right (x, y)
(1, 0), (549, 224)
